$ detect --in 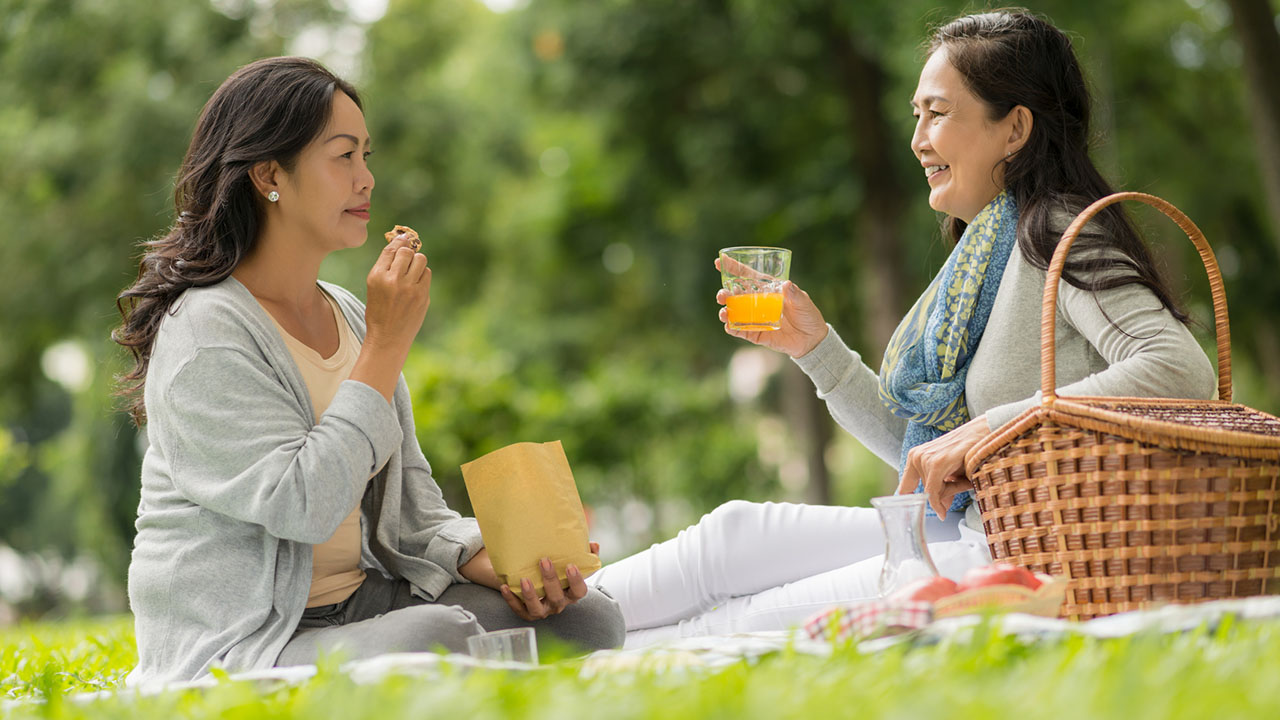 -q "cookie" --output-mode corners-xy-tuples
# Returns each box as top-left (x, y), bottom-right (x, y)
(383, 224), (421, 252)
